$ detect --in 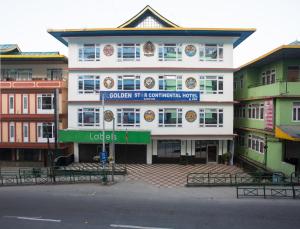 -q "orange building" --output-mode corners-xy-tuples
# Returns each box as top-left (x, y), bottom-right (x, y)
(0, 44), (68, 167)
